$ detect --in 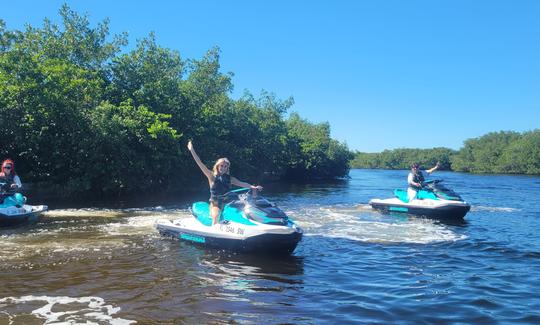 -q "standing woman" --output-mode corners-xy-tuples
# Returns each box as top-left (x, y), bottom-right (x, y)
(187, 141), (263, 225)
(0, 159), (22, 192)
